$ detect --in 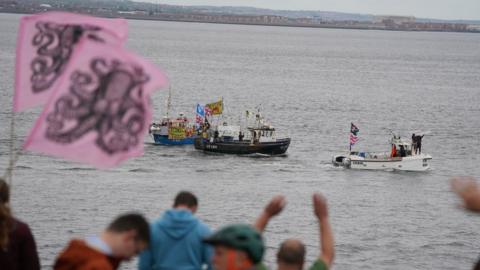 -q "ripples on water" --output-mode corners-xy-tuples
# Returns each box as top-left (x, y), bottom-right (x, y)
(0, 13), (480, 269)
